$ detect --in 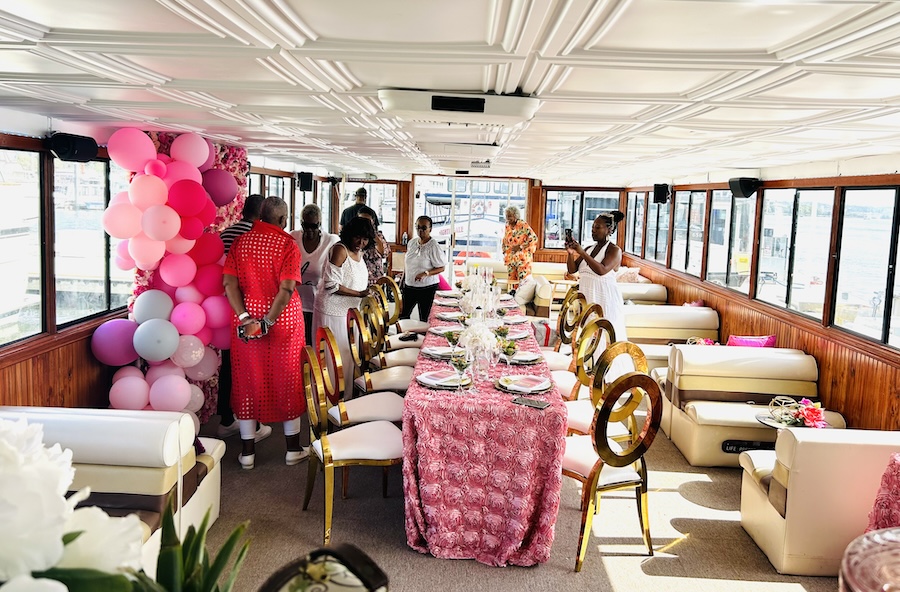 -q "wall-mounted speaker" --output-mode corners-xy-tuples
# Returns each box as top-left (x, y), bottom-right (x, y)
(297, 172), (313, 192)
(729, 177), (763, 198)
(652, 183), (670, 204)
(45, 132), (98, 163)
